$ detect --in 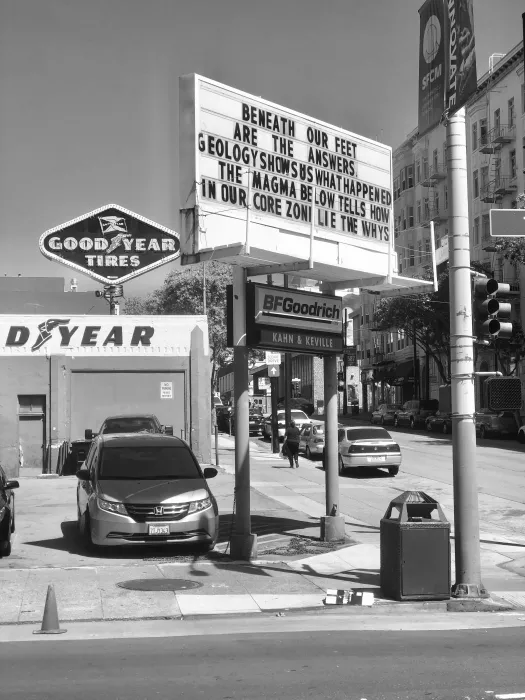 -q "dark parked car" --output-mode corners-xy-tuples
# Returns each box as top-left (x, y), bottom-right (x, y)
(231, 410), (264, 436)
(0, 465), (19, 558)
(371, 403), (402, 426)
(394, 399), (439, 429)
(475, 409), (518, 439)
(425, 411), (453, 434)
(85, 414), (173, 441)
